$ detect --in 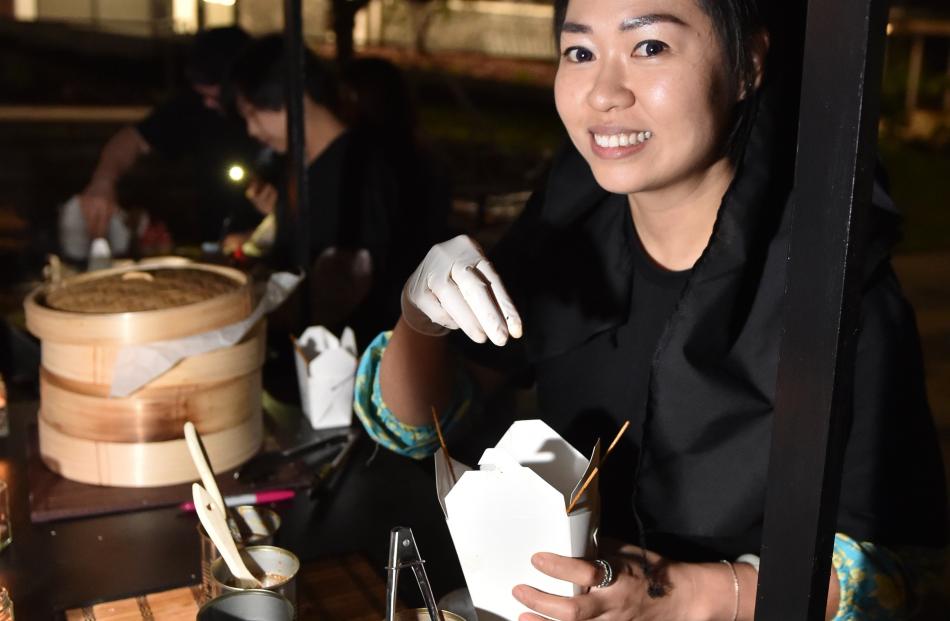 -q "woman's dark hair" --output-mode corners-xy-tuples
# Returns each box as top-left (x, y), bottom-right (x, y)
(229, 34), (338, 112)
(553, 0), (764, 161)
